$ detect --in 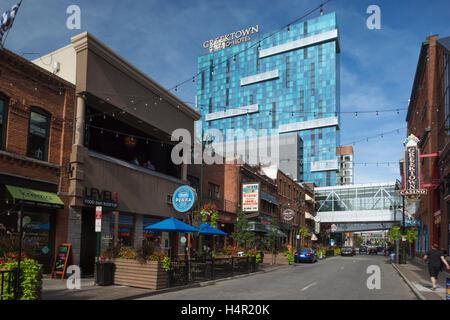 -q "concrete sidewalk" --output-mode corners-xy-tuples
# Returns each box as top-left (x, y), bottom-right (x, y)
(41, 263), (286, 300)
(392, 258), (449, 300)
